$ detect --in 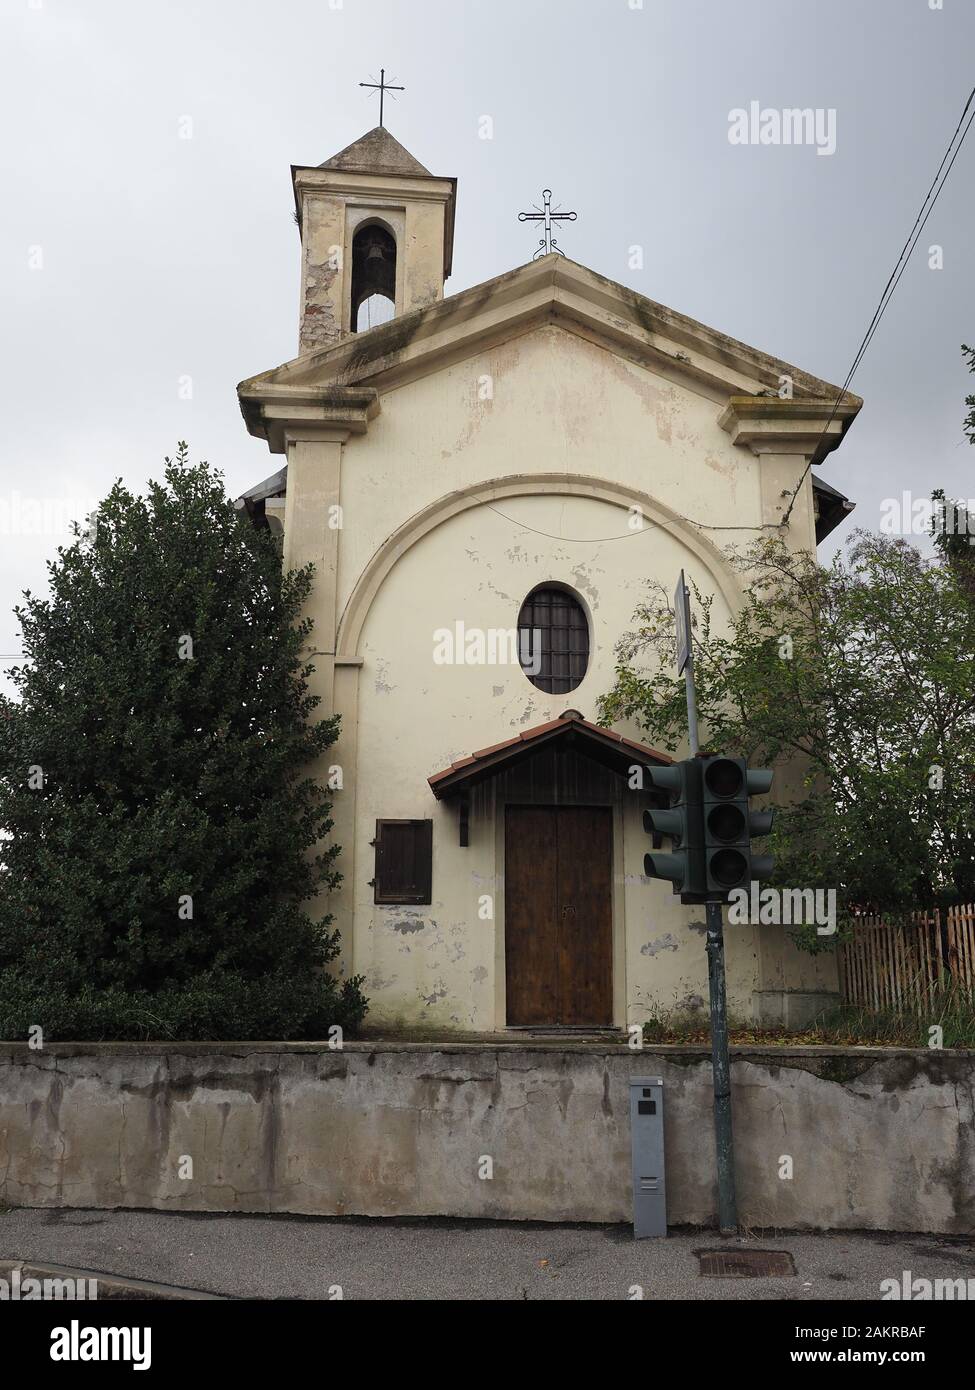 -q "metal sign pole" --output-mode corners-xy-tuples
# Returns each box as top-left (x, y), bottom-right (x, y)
(684, 656), (700, 757)
(675, 570), (737, 1232)
(675, 571), (699, 755)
